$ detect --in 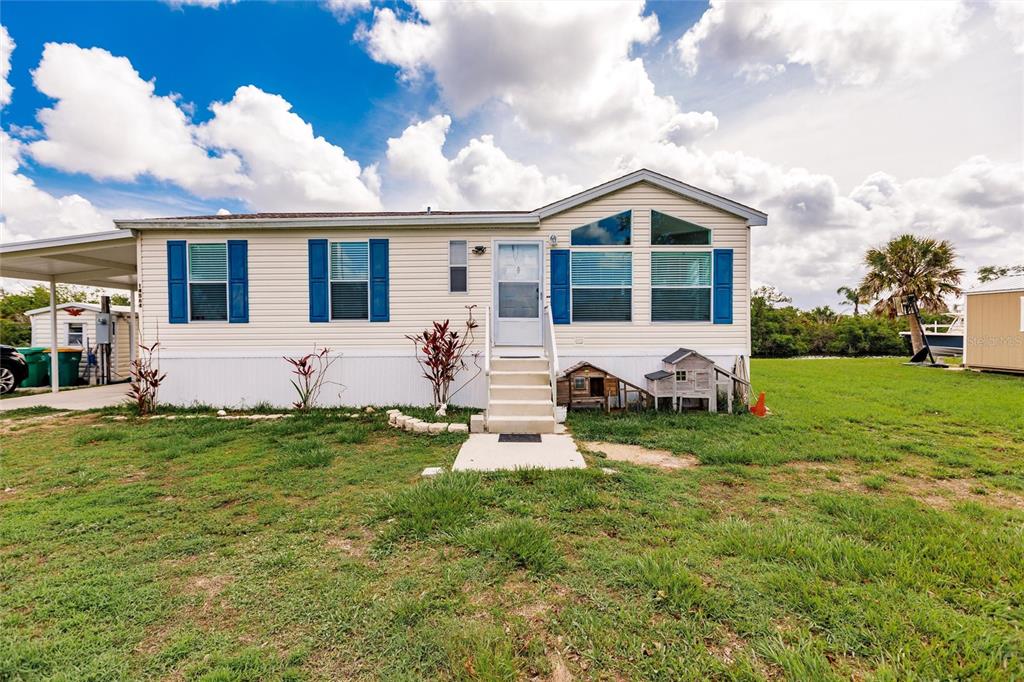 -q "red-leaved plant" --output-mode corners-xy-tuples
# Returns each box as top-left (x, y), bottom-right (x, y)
(284, 347), (338, 410)
(406, 306), (480, 416)
(128, 342), (167, 416)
